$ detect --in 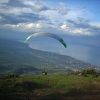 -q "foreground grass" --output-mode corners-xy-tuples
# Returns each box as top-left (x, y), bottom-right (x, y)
(0, 74), (100, 100)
